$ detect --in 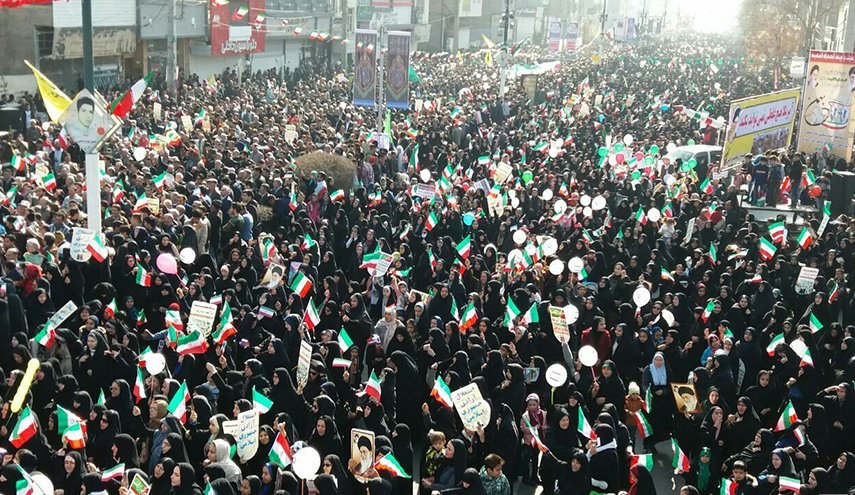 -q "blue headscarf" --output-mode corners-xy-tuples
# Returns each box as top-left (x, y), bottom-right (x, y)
(650, 351), (668, 386)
